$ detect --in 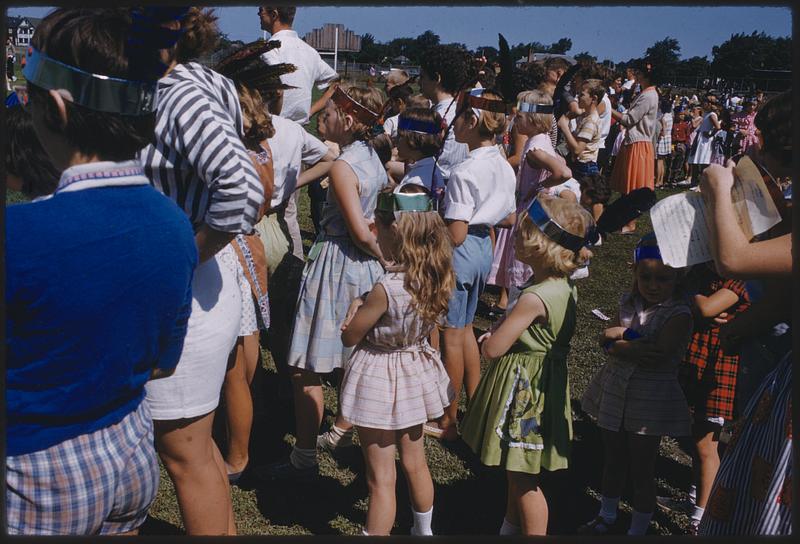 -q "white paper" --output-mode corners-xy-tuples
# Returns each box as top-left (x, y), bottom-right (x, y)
(591, 308), (611, 321)
(651, 156), (781, 268)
